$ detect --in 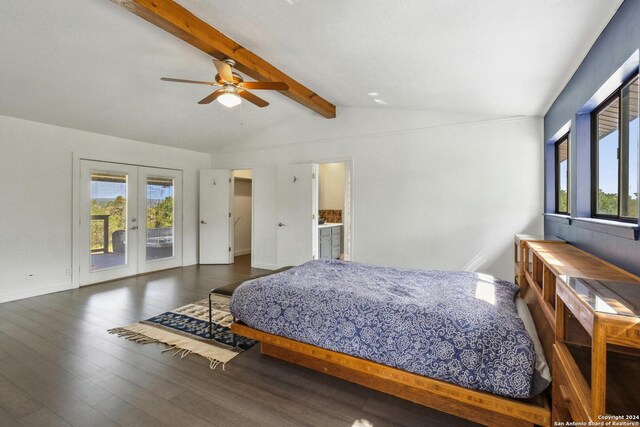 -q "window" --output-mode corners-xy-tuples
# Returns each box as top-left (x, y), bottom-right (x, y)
(555, 134), (569, 214)
(592, 74), (639, 221)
